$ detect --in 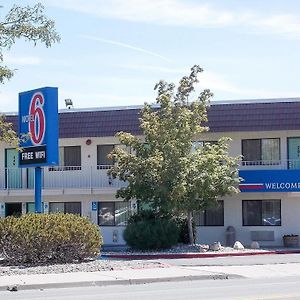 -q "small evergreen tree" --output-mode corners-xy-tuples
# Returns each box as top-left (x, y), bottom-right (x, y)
(109, 66), (240, 244)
